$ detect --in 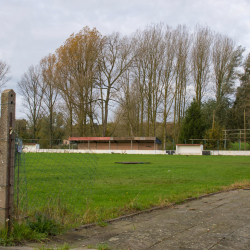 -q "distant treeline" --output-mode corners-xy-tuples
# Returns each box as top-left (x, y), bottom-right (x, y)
(17, 23), (250, 148)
